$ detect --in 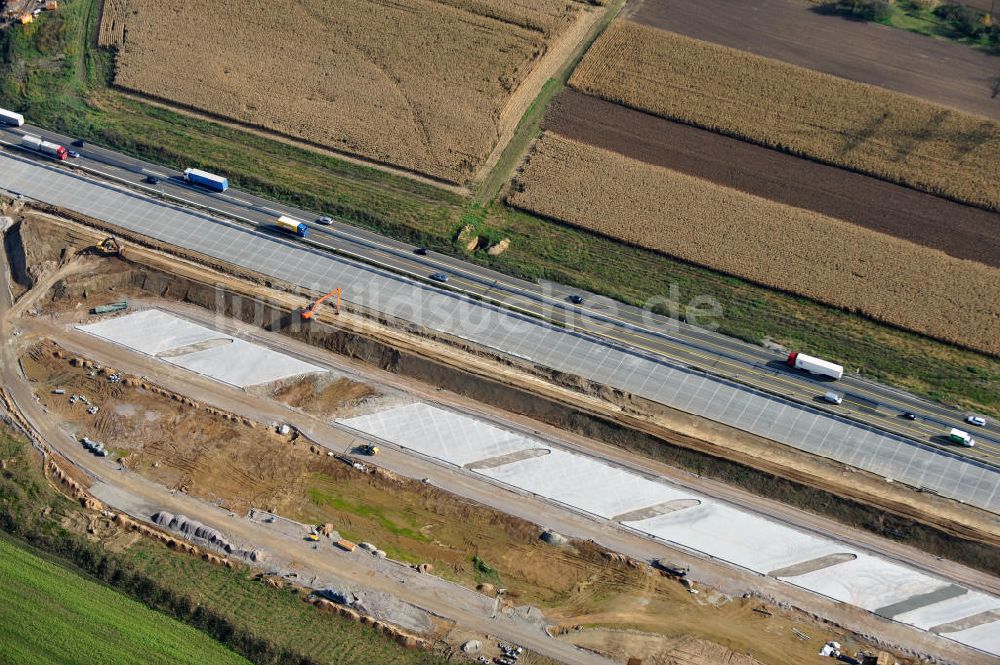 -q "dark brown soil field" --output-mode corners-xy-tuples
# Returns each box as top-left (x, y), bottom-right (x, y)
(622, 0), (1000, 119)
(544, 90), (1000, 267)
